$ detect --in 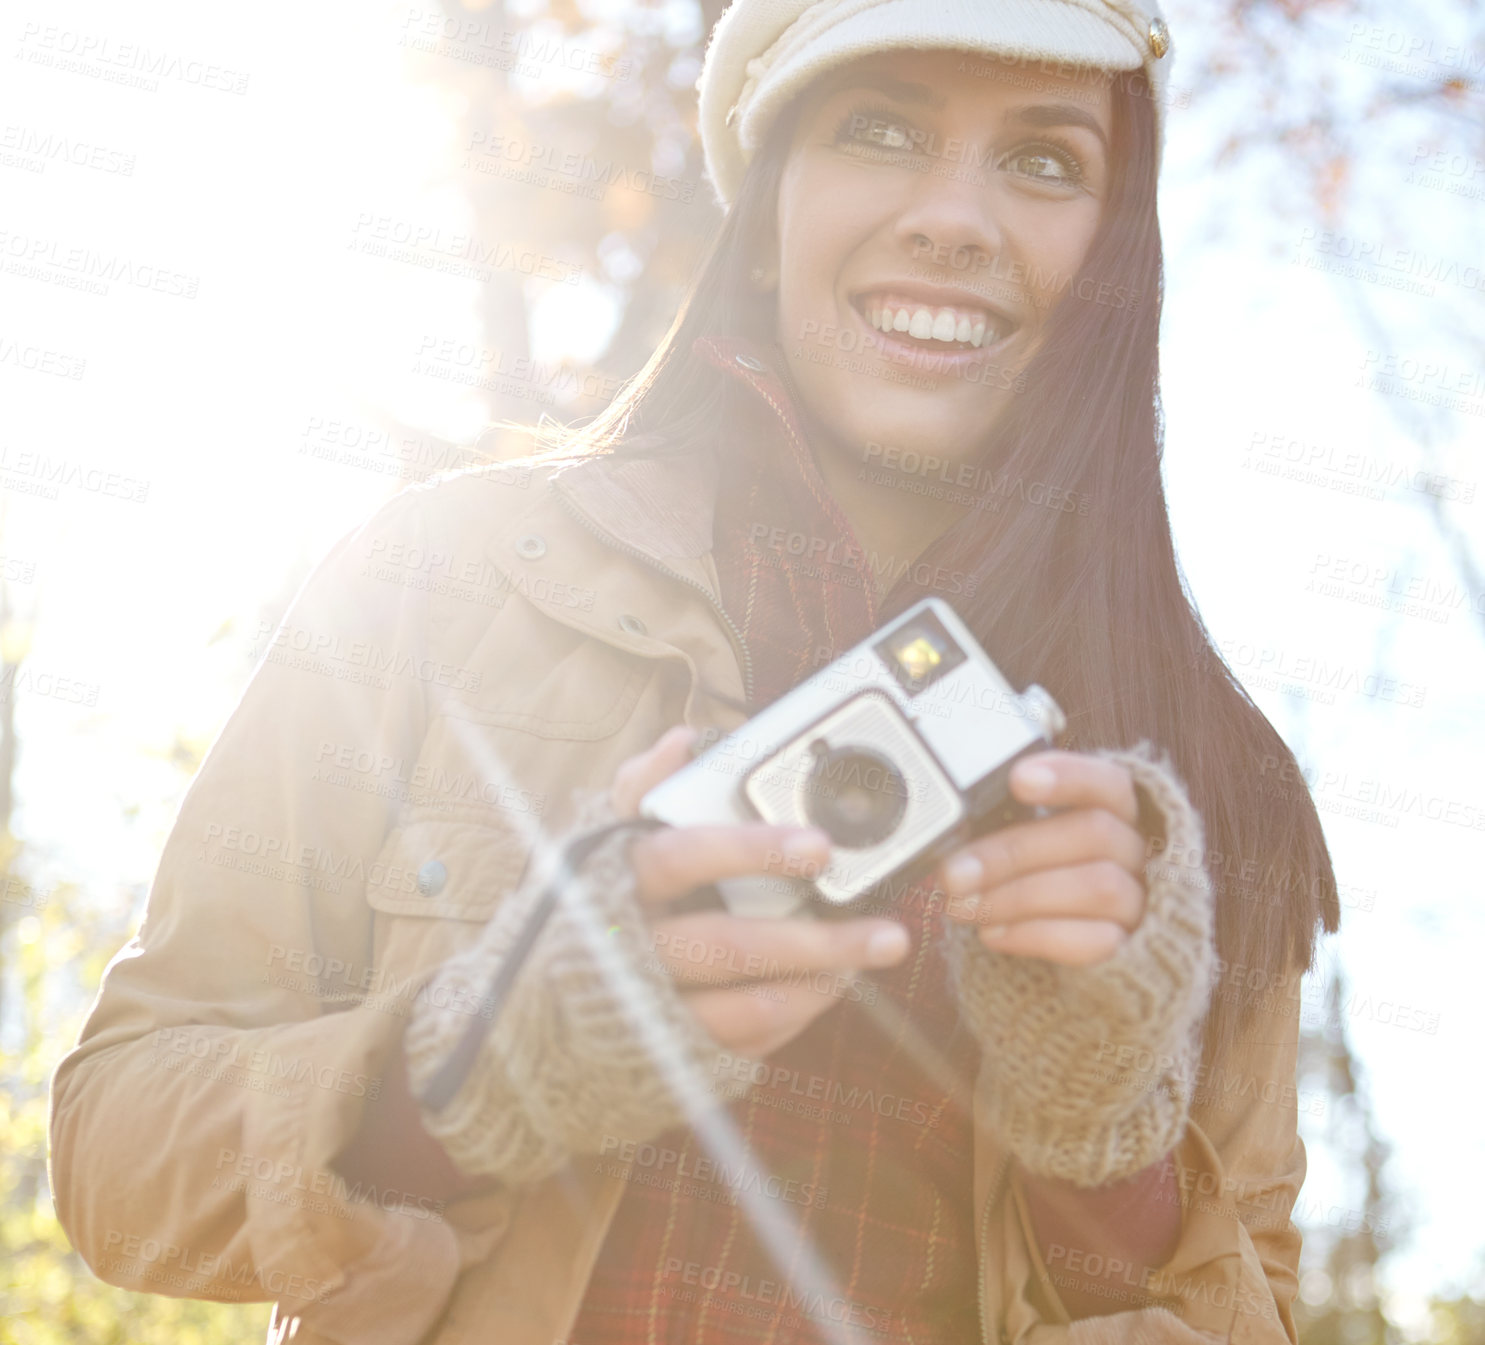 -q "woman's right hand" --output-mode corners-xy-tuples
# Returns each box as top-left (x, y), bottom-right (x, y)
(608, 725), (912, 1060)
